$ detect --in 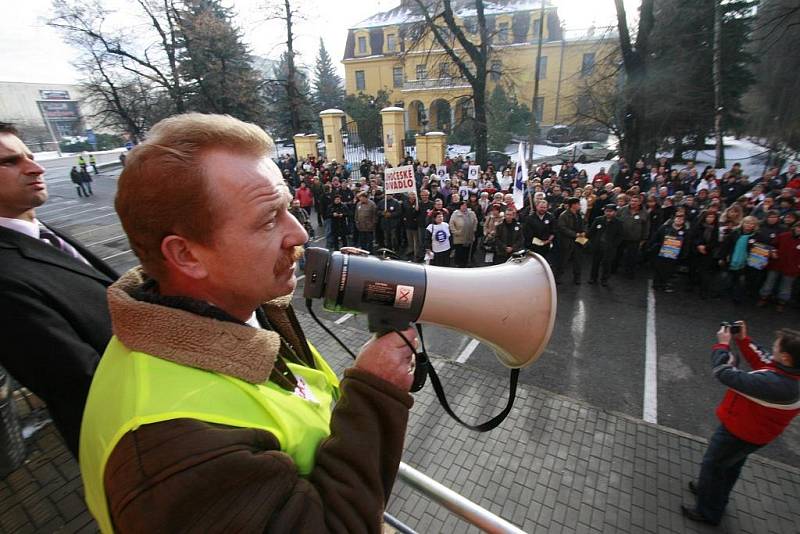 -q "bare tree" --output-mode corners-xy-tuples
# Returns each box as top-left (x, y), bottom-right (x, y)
(712, 0), (724, 168)
(408, 0), (492, 166)
(527, 0), (547, 162)
(261, 0), (306, 135)
(50, 0), (187, 114)
(747, 0), (800, 155)
(78, 49), (150, 141)
(614, 0), (655, 163)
